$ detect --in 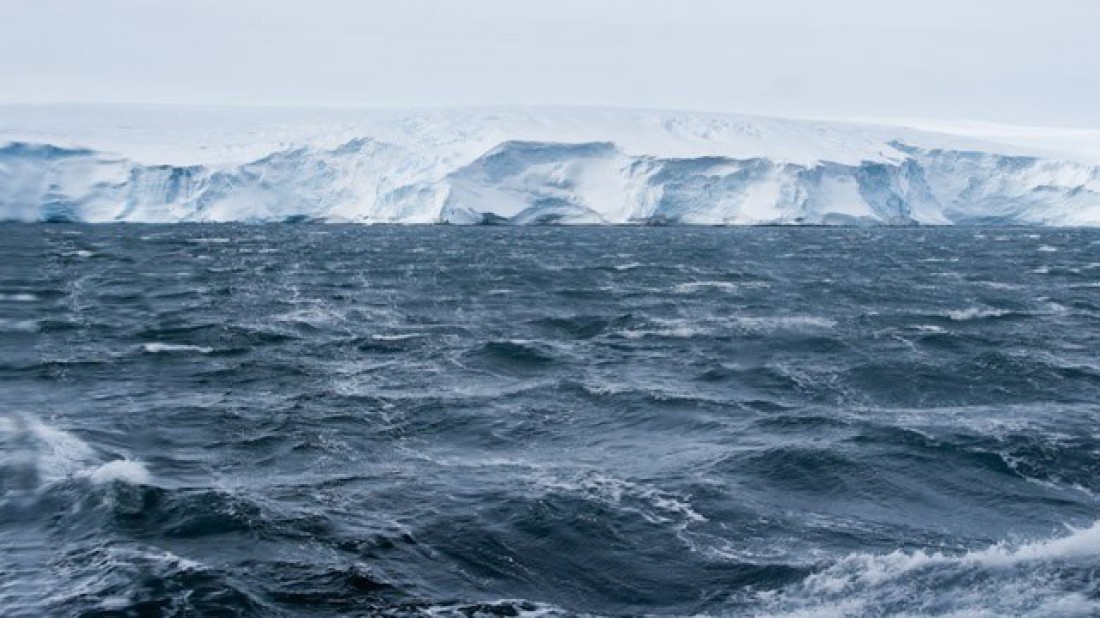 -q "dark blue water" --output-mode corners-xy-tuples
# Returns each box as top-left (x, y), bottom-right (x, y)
(2, 224), (1099, 617)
